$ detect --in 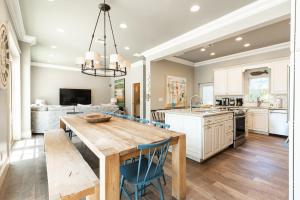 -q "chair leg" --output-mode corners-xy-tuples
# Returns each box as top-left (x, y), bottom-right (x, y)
(135, 185), (139, 200)
(162, 173), (166, 185)
(157, 179), (165, 200)
(120, 175), (124, 199)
